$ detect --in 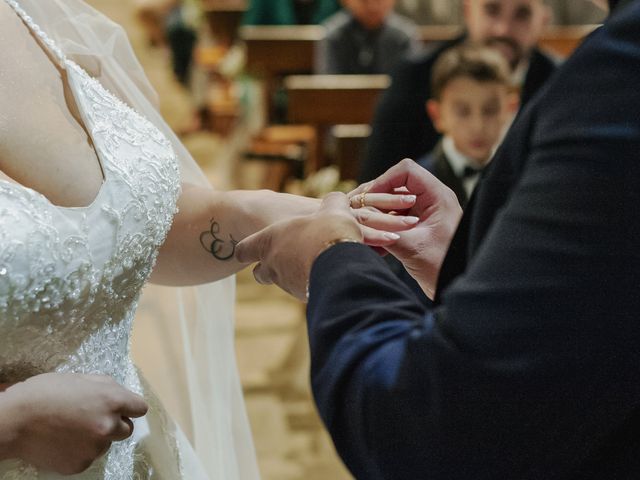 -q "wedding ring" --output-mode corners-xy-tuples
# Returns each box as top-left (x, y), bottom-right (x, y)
(359, 192), (367, 209)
